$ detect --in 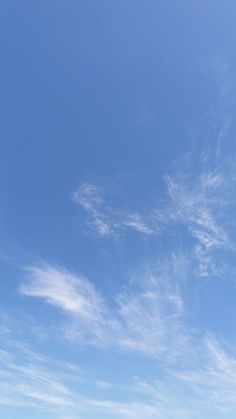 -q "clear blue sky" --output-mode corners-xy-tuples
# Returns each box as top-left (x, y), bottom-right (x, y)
(1, 1), (236, 418)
